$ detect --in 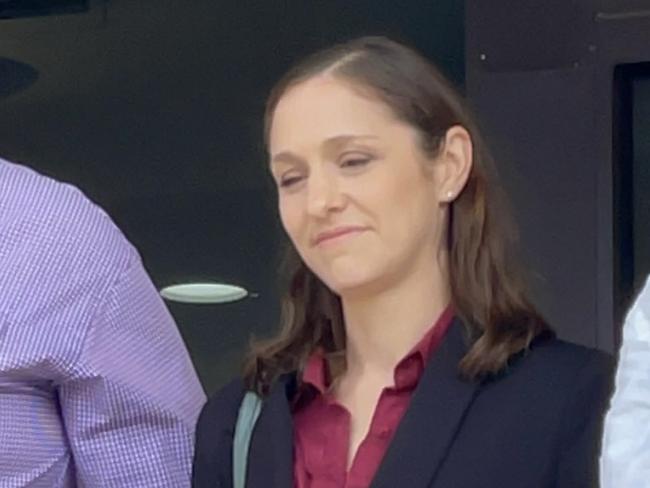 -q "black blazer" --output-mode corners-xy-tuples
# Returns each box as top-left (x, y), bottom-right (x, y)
(193, 319), (613, 488)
